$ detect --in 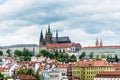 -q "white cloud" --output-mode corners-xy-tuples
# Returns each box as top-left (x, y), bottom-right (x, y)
(0, 0), (120, 46)
(0, 26), (40, 46)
